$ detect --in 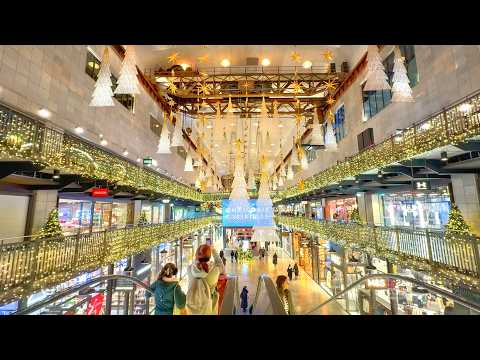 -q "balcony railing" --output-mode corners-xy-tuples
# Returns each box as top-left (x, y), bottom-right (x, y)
(276, 215), (480, 289)
(0, 216), (220, 305)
